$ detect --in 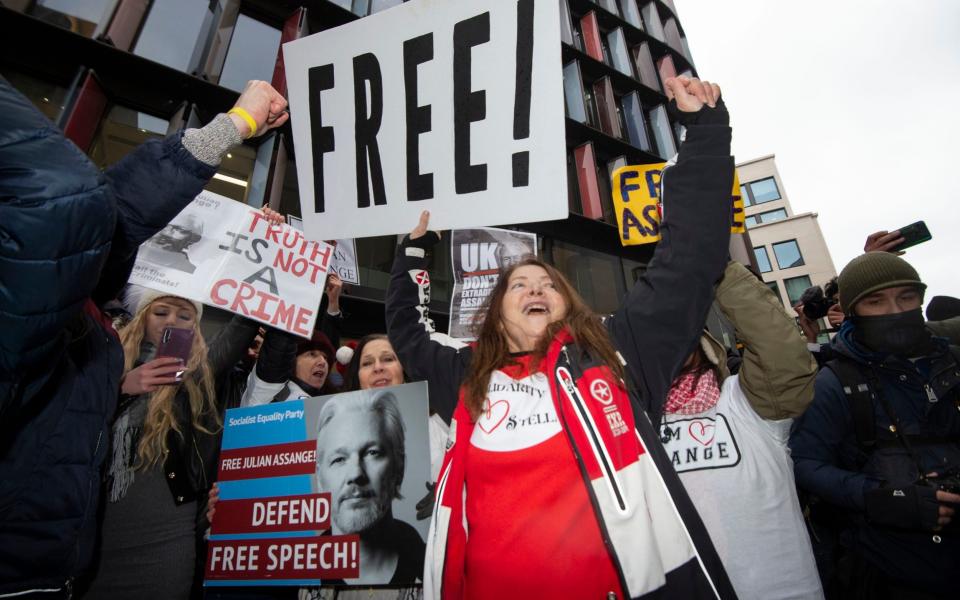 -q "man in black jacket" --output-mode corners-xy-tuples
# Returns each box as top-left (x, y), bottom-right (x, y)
(790, 252), (960, 599)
